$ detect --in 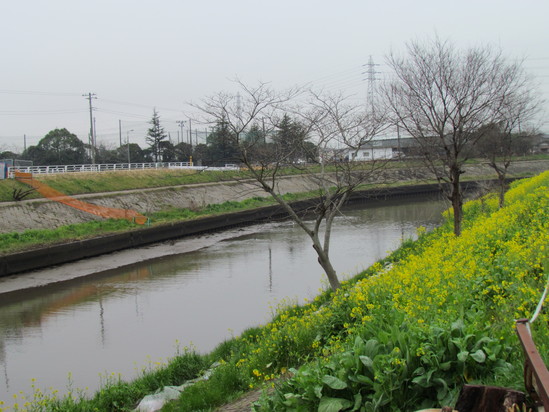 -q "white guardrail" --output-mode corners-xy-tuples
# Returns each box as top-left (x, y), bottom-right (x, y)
(7, 162), (240, 176)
